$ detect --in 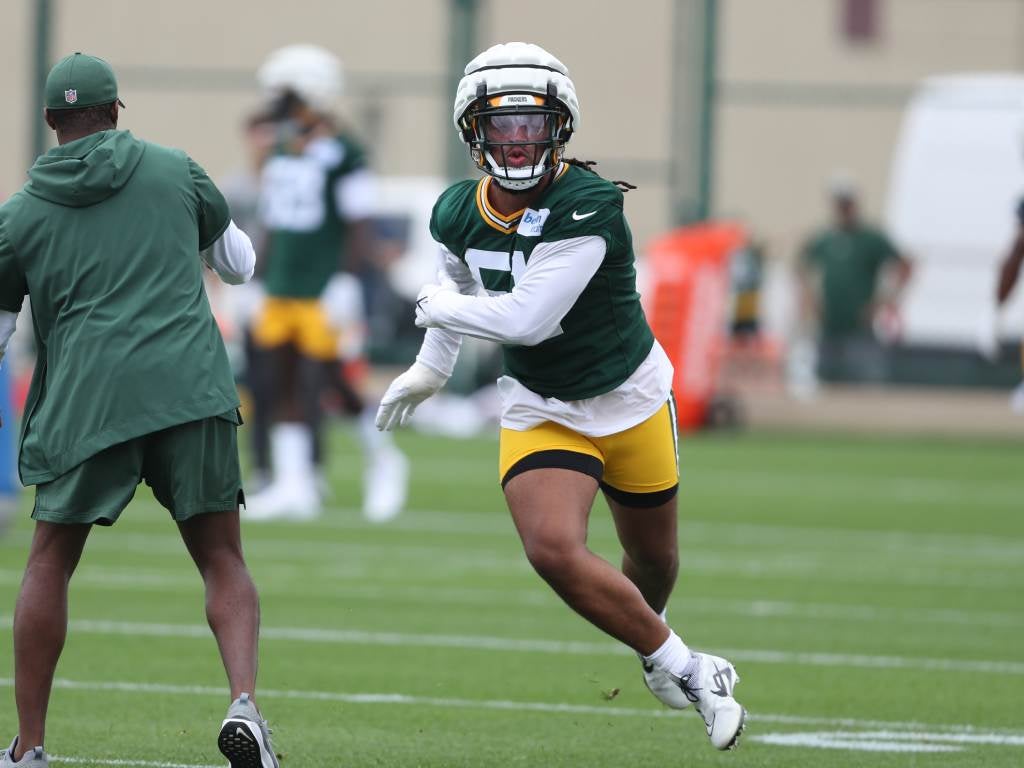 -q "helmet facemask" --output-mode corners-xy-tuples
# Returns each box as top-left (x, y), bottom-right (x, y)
(461, 86), (572, 192)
